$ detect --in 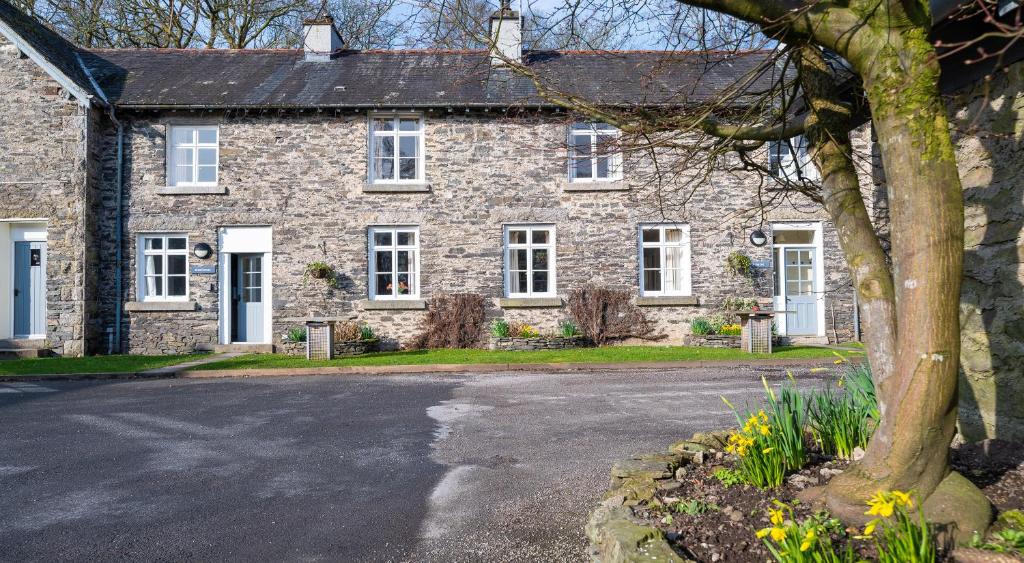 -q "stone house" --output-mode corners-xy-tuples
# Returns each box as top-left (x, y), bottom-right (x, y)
(1, 0), (866, 359)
